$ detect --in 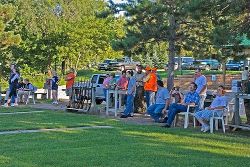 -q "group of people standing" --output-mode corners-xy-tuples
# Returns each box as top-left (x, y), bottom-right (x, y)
(102, 65), (229, 133)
